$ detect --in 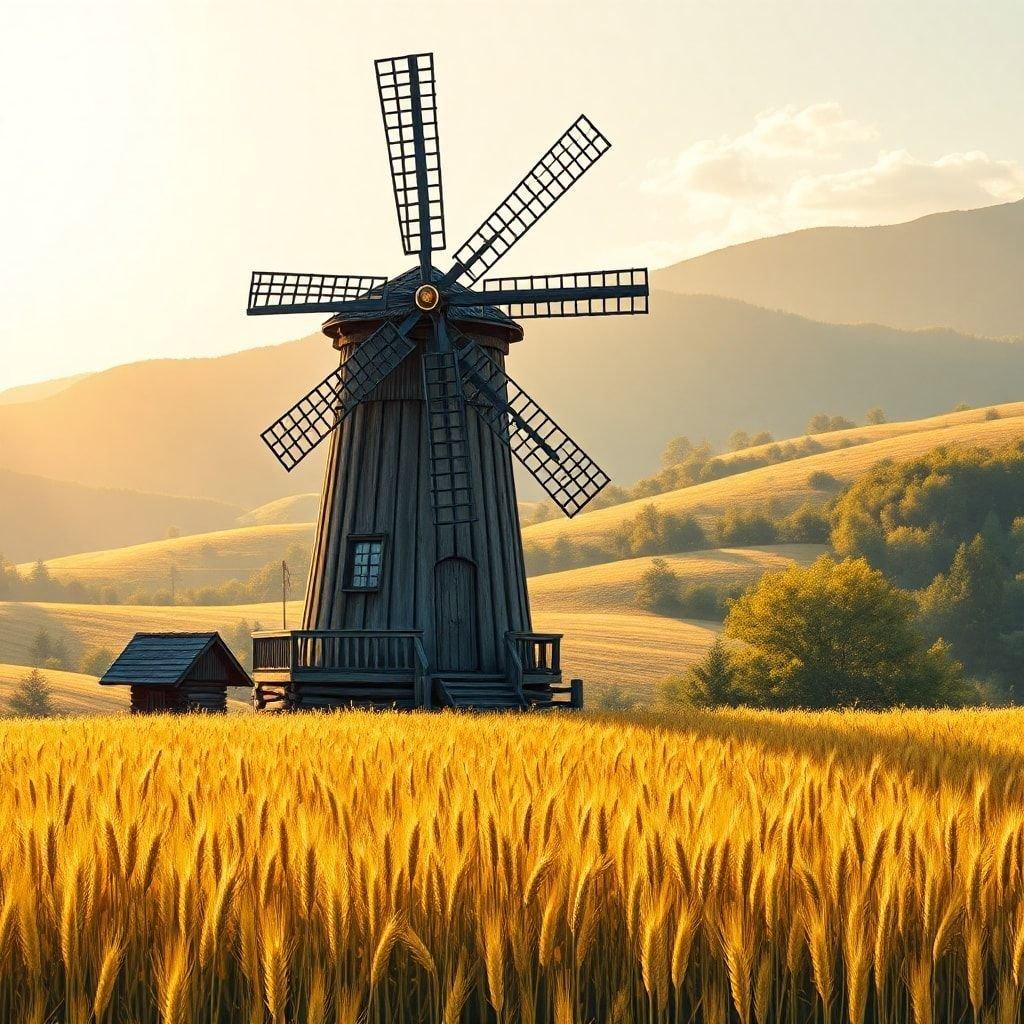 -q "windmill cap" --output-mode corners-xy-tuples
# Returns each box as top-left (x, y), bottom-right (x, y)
(322, 265), (524, 346)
